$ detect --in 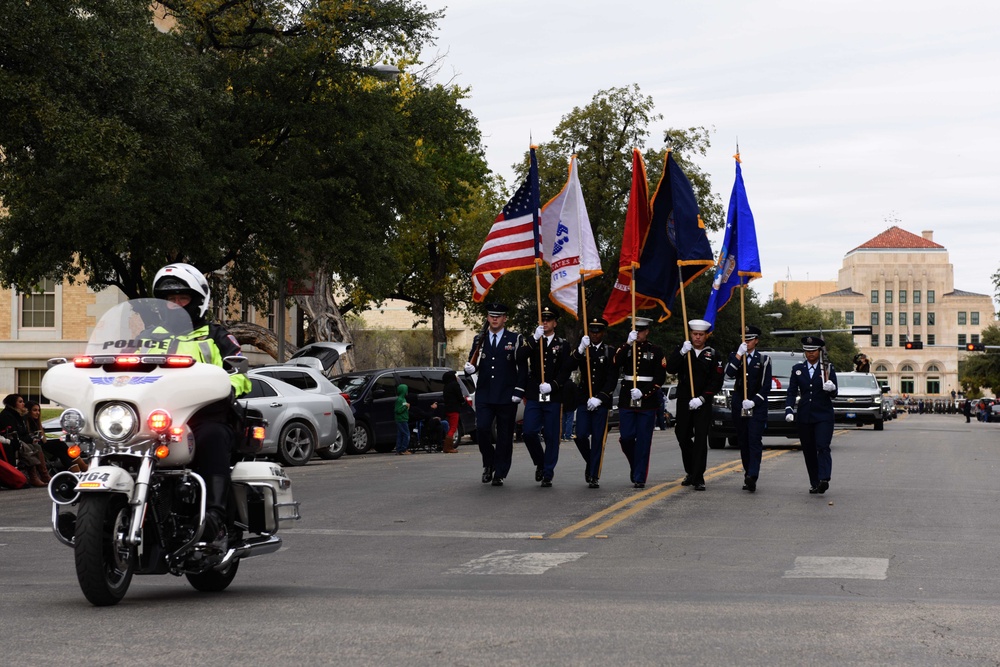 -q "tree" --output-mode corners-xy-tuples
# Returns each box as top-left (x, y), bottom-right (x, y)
(960, 324), (1000, 393)
(757, 298), (860, 372)
(0, 0), (446, 357)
